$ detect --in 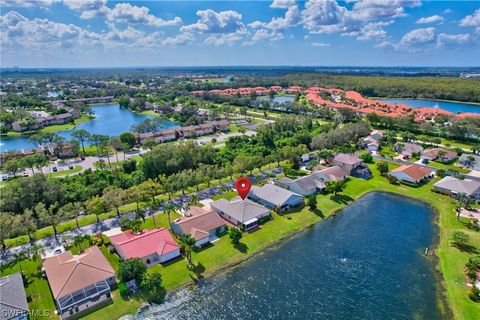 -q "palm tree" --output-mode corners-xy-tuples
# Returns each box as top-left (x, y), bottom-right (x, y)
(179, 234), (196, 269)
(164, 202), (175, 228)
(189, 195), (199, 208)
(13, 249), (27, 274)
